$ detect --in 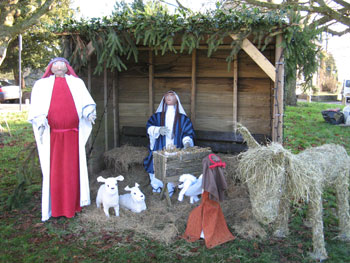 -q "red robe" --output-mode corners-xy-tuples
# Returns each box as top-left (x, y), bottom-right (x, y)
(47, 77), (81, 218)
